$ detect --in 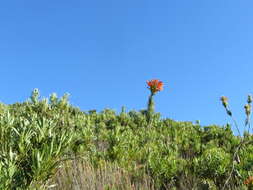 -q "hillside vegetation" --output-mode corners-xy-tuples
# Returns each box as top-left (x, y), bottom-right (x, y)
(1, 86), (253, 189)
